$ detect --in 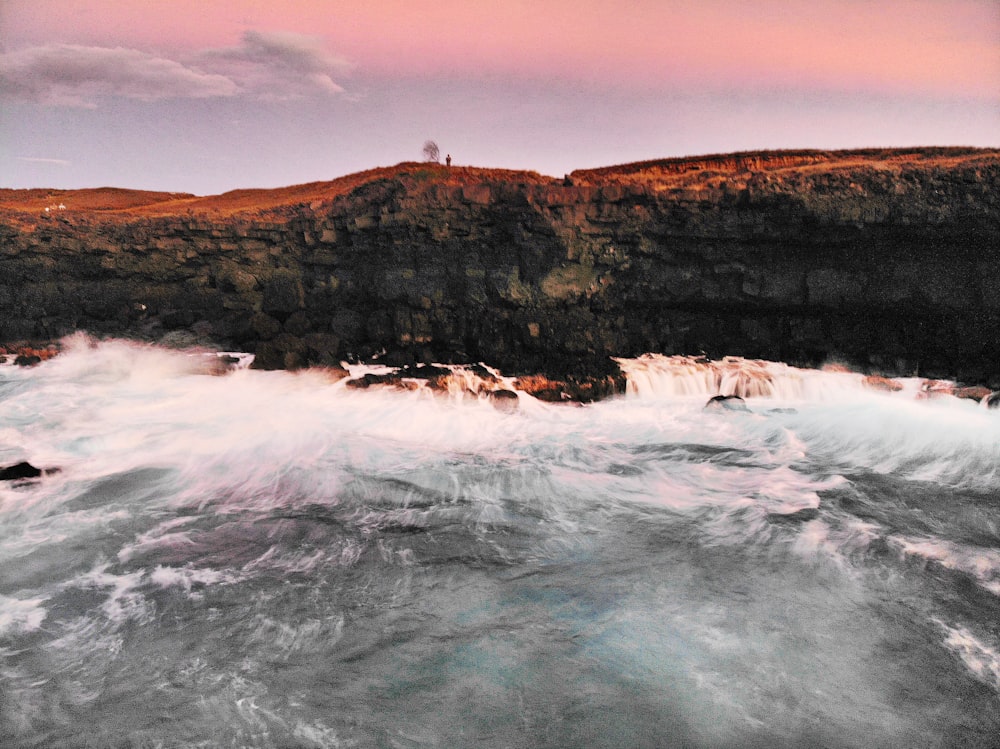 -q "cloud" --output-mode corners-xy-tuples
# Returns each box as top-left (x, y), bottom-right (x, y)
(199, 31), (353, 99)
(0, 32), (351, 107)
(17, 157), (71, 166)
(0, 44), (239, 107)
